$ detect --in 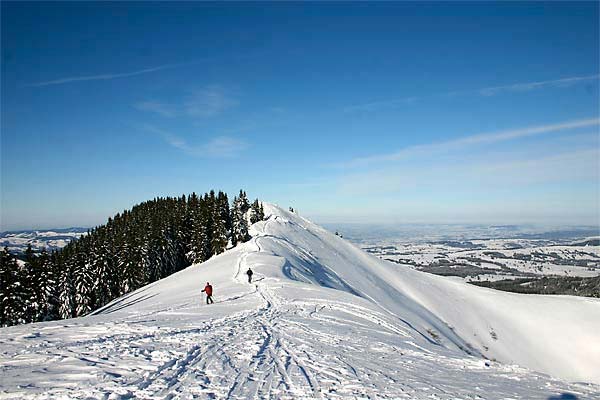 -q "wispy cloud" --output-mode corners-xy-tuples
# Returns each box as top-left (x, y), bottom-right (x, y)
(477, 74), (600, 96)
(25, 63), (188, 87)
(339, 118), (600, 168)
(319, 128), (600, 224)
(344, 74), (600, 113)
(134, 101), (177, 117)
(142, 124), (247, 158)
(337, 147), (599, 196)
(184, 86), (239, 117)
(343, 97), (418, 113)
(135, 85), (238, 118)
(203, 136), (248, 157)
